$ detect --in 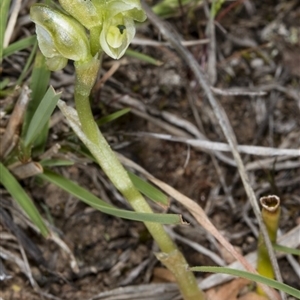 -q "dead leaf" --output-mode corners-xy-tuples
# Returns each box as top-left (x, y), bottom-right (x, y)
(206, 278), (250, 300)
